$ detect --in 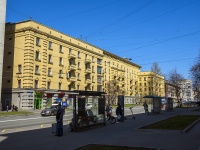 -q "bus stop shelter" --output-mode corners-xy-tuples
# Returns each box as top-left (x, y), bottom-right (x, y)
(69, 90), (106, 132)
(165, 97), (174, 111)
(143, 96), (162, 114)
